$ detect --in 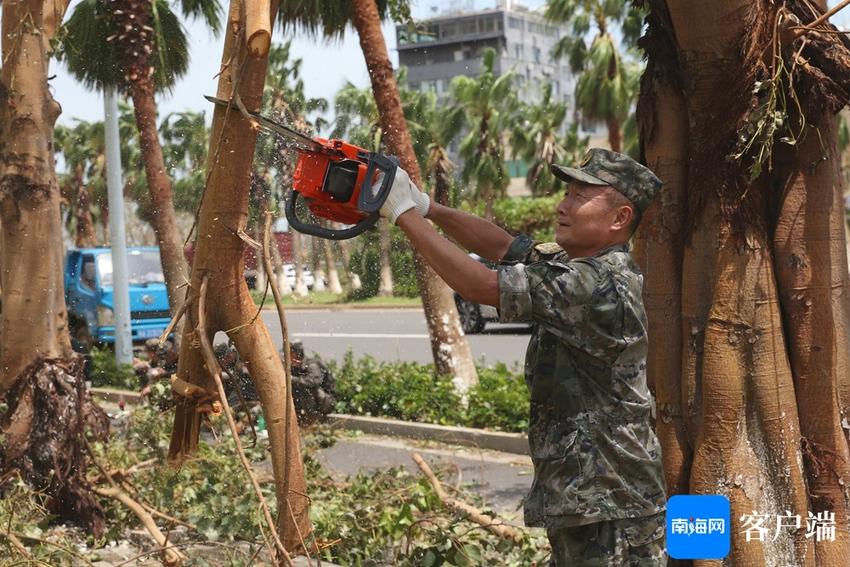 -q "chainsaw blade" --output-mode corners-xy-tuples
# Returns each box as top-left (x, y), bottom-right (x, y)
(204, 95), (341, 157)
